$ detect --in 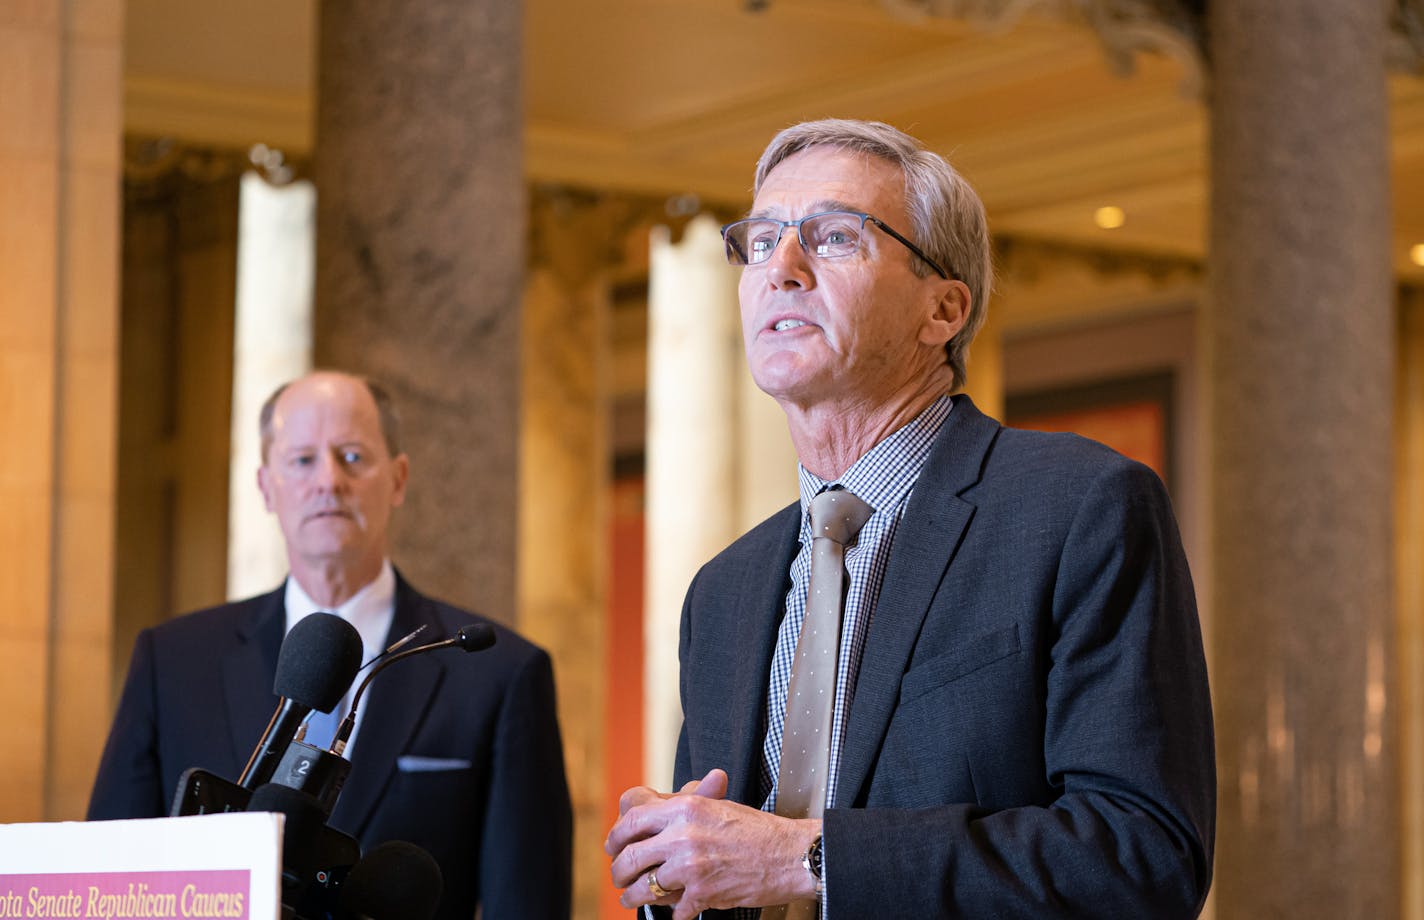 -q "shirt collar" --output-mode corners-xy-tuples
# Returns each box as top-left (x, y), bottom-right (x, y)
(284, 560), (397, 666)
